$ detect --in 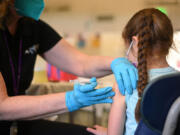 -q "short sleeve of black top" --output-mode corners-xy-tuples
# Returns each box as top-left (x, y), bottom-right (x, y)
(37, 19), (62, 54)
(0, 17), (62, 96)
